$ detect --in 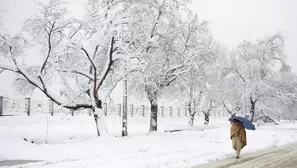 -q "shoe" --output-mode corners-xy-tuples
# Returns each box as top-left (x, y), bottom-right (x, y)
(236, 156), (239, 159)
